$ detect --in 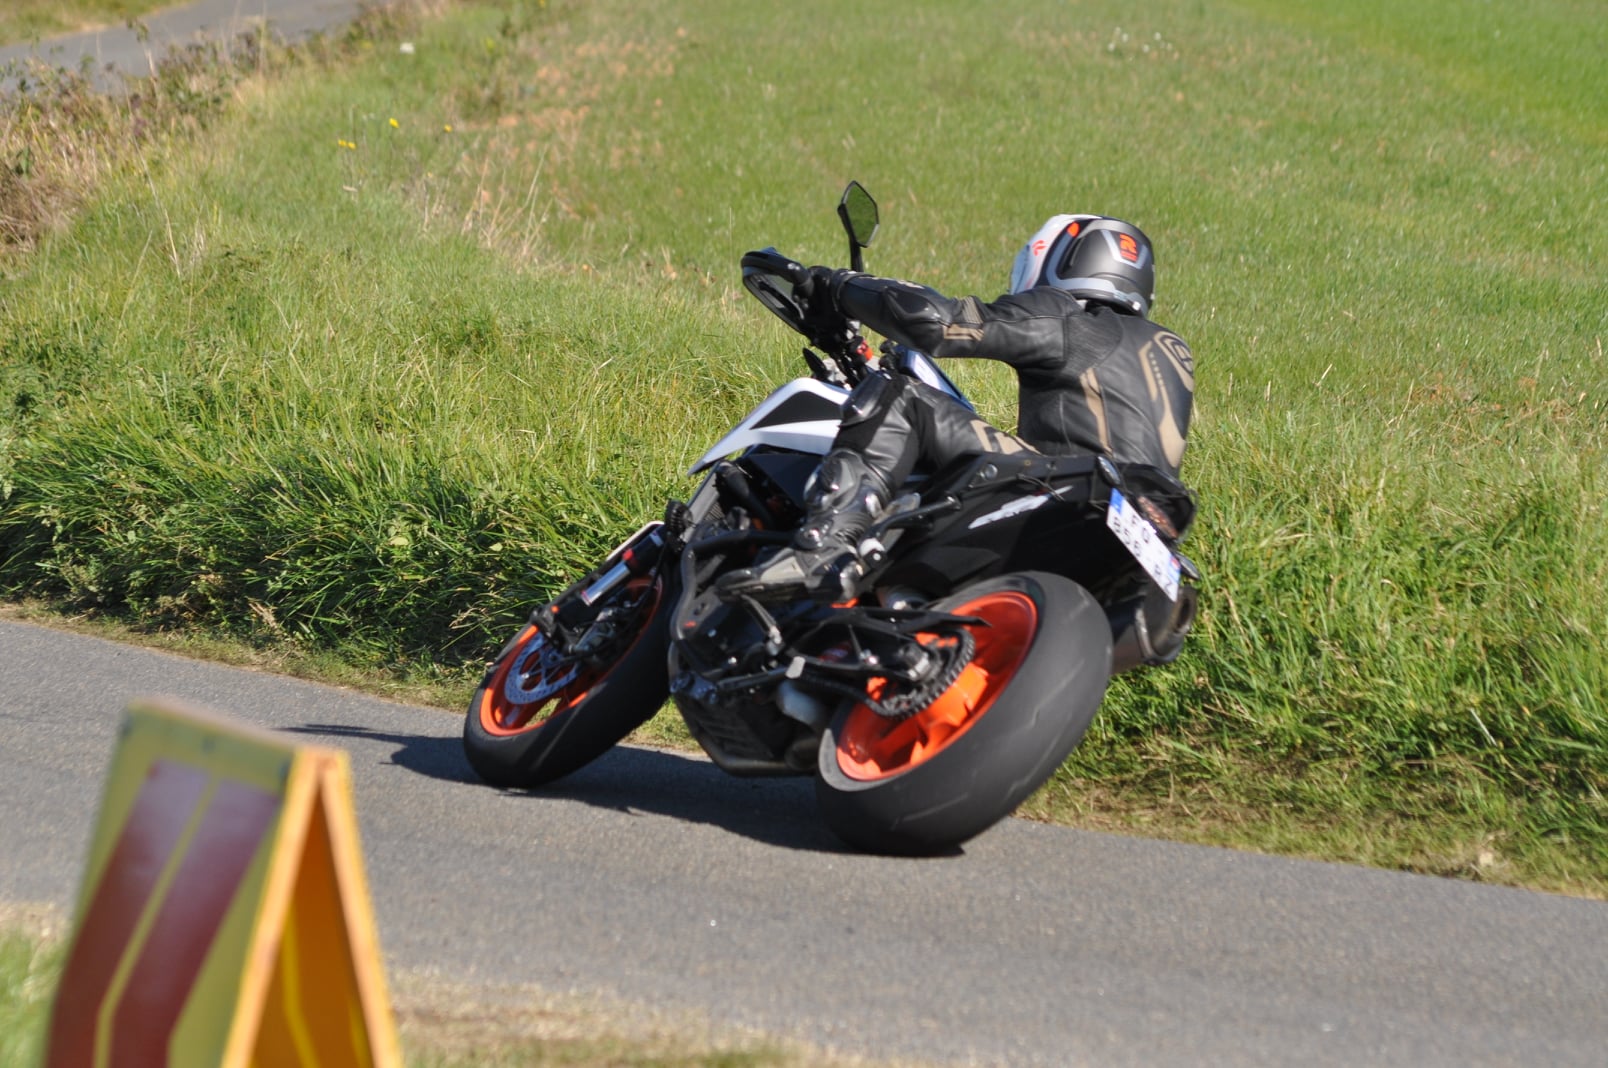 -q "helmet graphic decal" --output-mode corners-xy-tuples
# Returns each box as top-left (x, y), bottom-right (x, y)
(1011, 214), (1150, 311)
(1010, 213), (1081, 294)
